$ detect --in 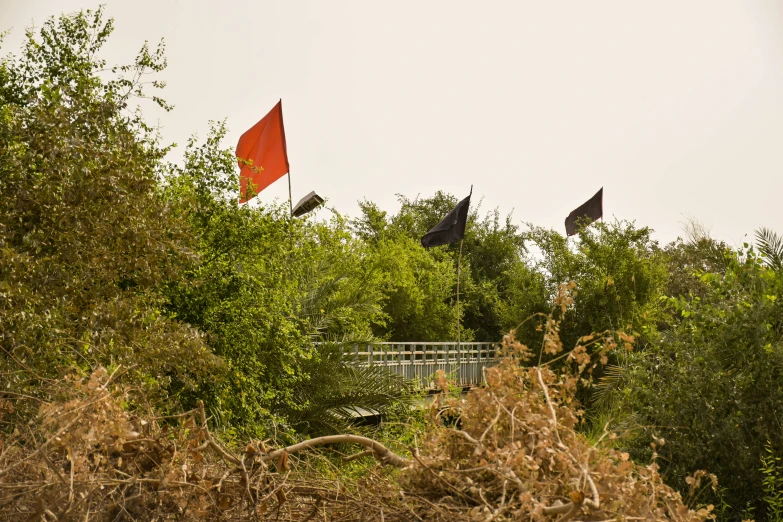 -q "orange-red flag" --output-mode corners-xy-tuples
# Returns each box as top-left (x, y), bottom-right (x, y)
(236, 100), (290, 203)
